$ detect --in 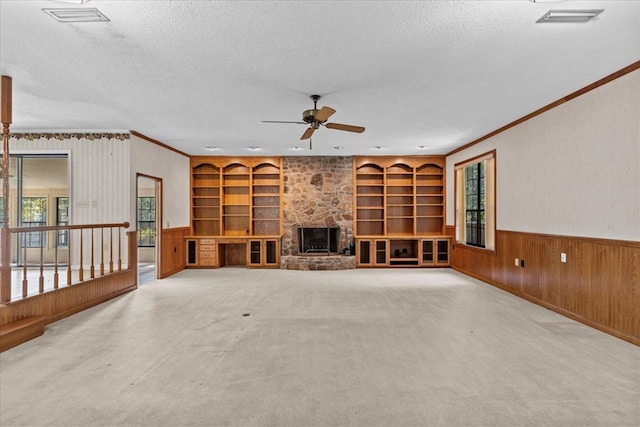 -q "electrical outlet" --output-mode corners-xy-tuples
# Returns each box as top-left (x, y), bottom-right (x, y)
(561, 252), (567, 263)
(514, 257), (519, 267)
